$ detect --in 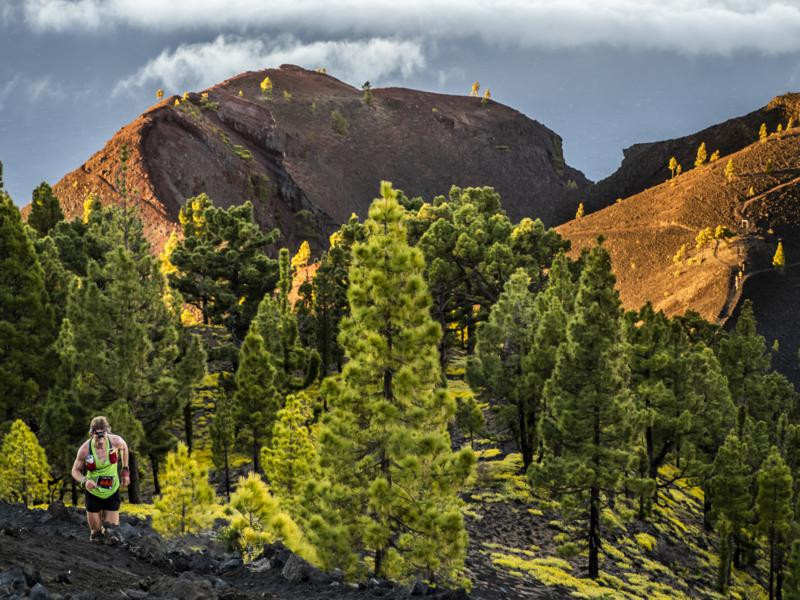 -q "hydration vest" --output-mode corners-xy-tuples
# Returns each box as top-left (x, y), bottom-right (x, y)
(85, 436), (120, 499)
